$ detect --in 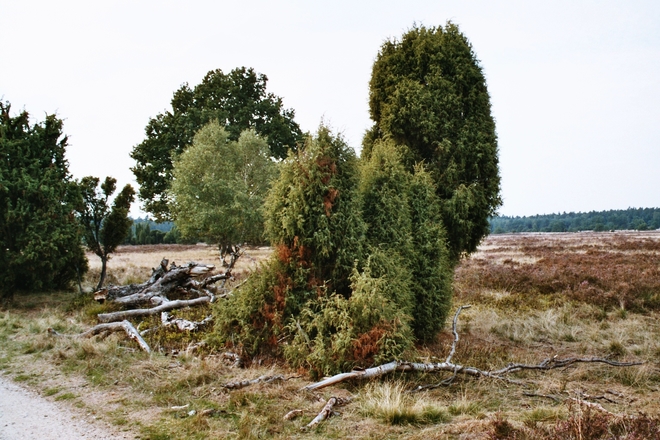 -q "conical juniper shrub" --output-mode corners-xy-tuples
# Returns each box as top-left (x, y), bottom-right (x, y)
(407, 164), (453, 342)
(359, 140), (453, 342)
(212, 126), (366, 360)
(285, 139), (421, 376)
